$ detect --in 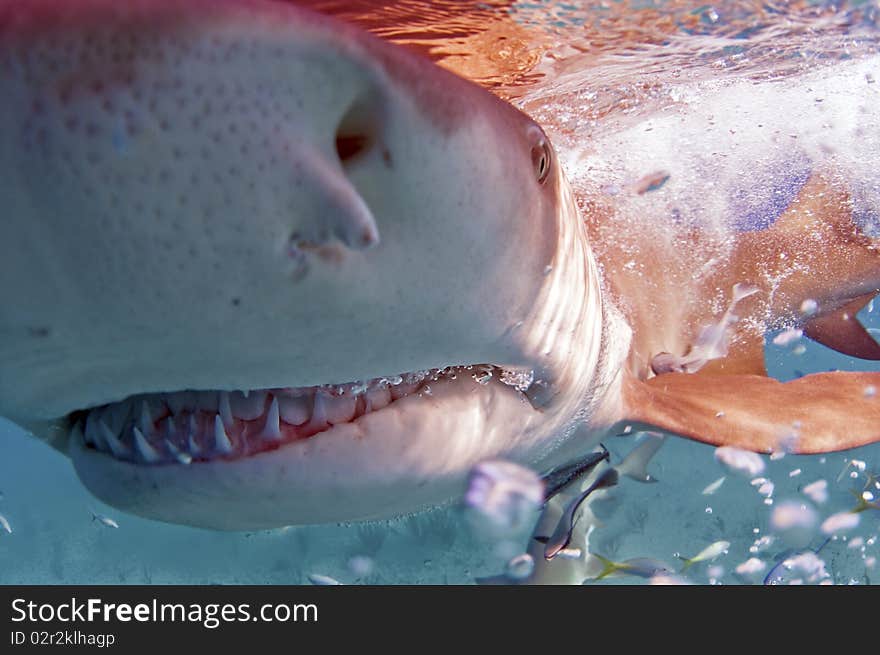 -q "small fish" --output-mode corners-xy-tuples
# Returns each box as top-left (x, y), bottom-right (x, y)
(850, 490), (880, 513)
(678, 540), (730, 571)
(702, 476), (727, 495)
(629, 170), (671, 195)
(308, 573), (343, 586)
(543, 468), (619, 560)
(592, 554), (673, 580)
(0, 514), (12, 534)
(616, 432), (665, 483)
(90, 509), (119, 529)
(763, 538), (831, 585)
(541, 446), (609, 500)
